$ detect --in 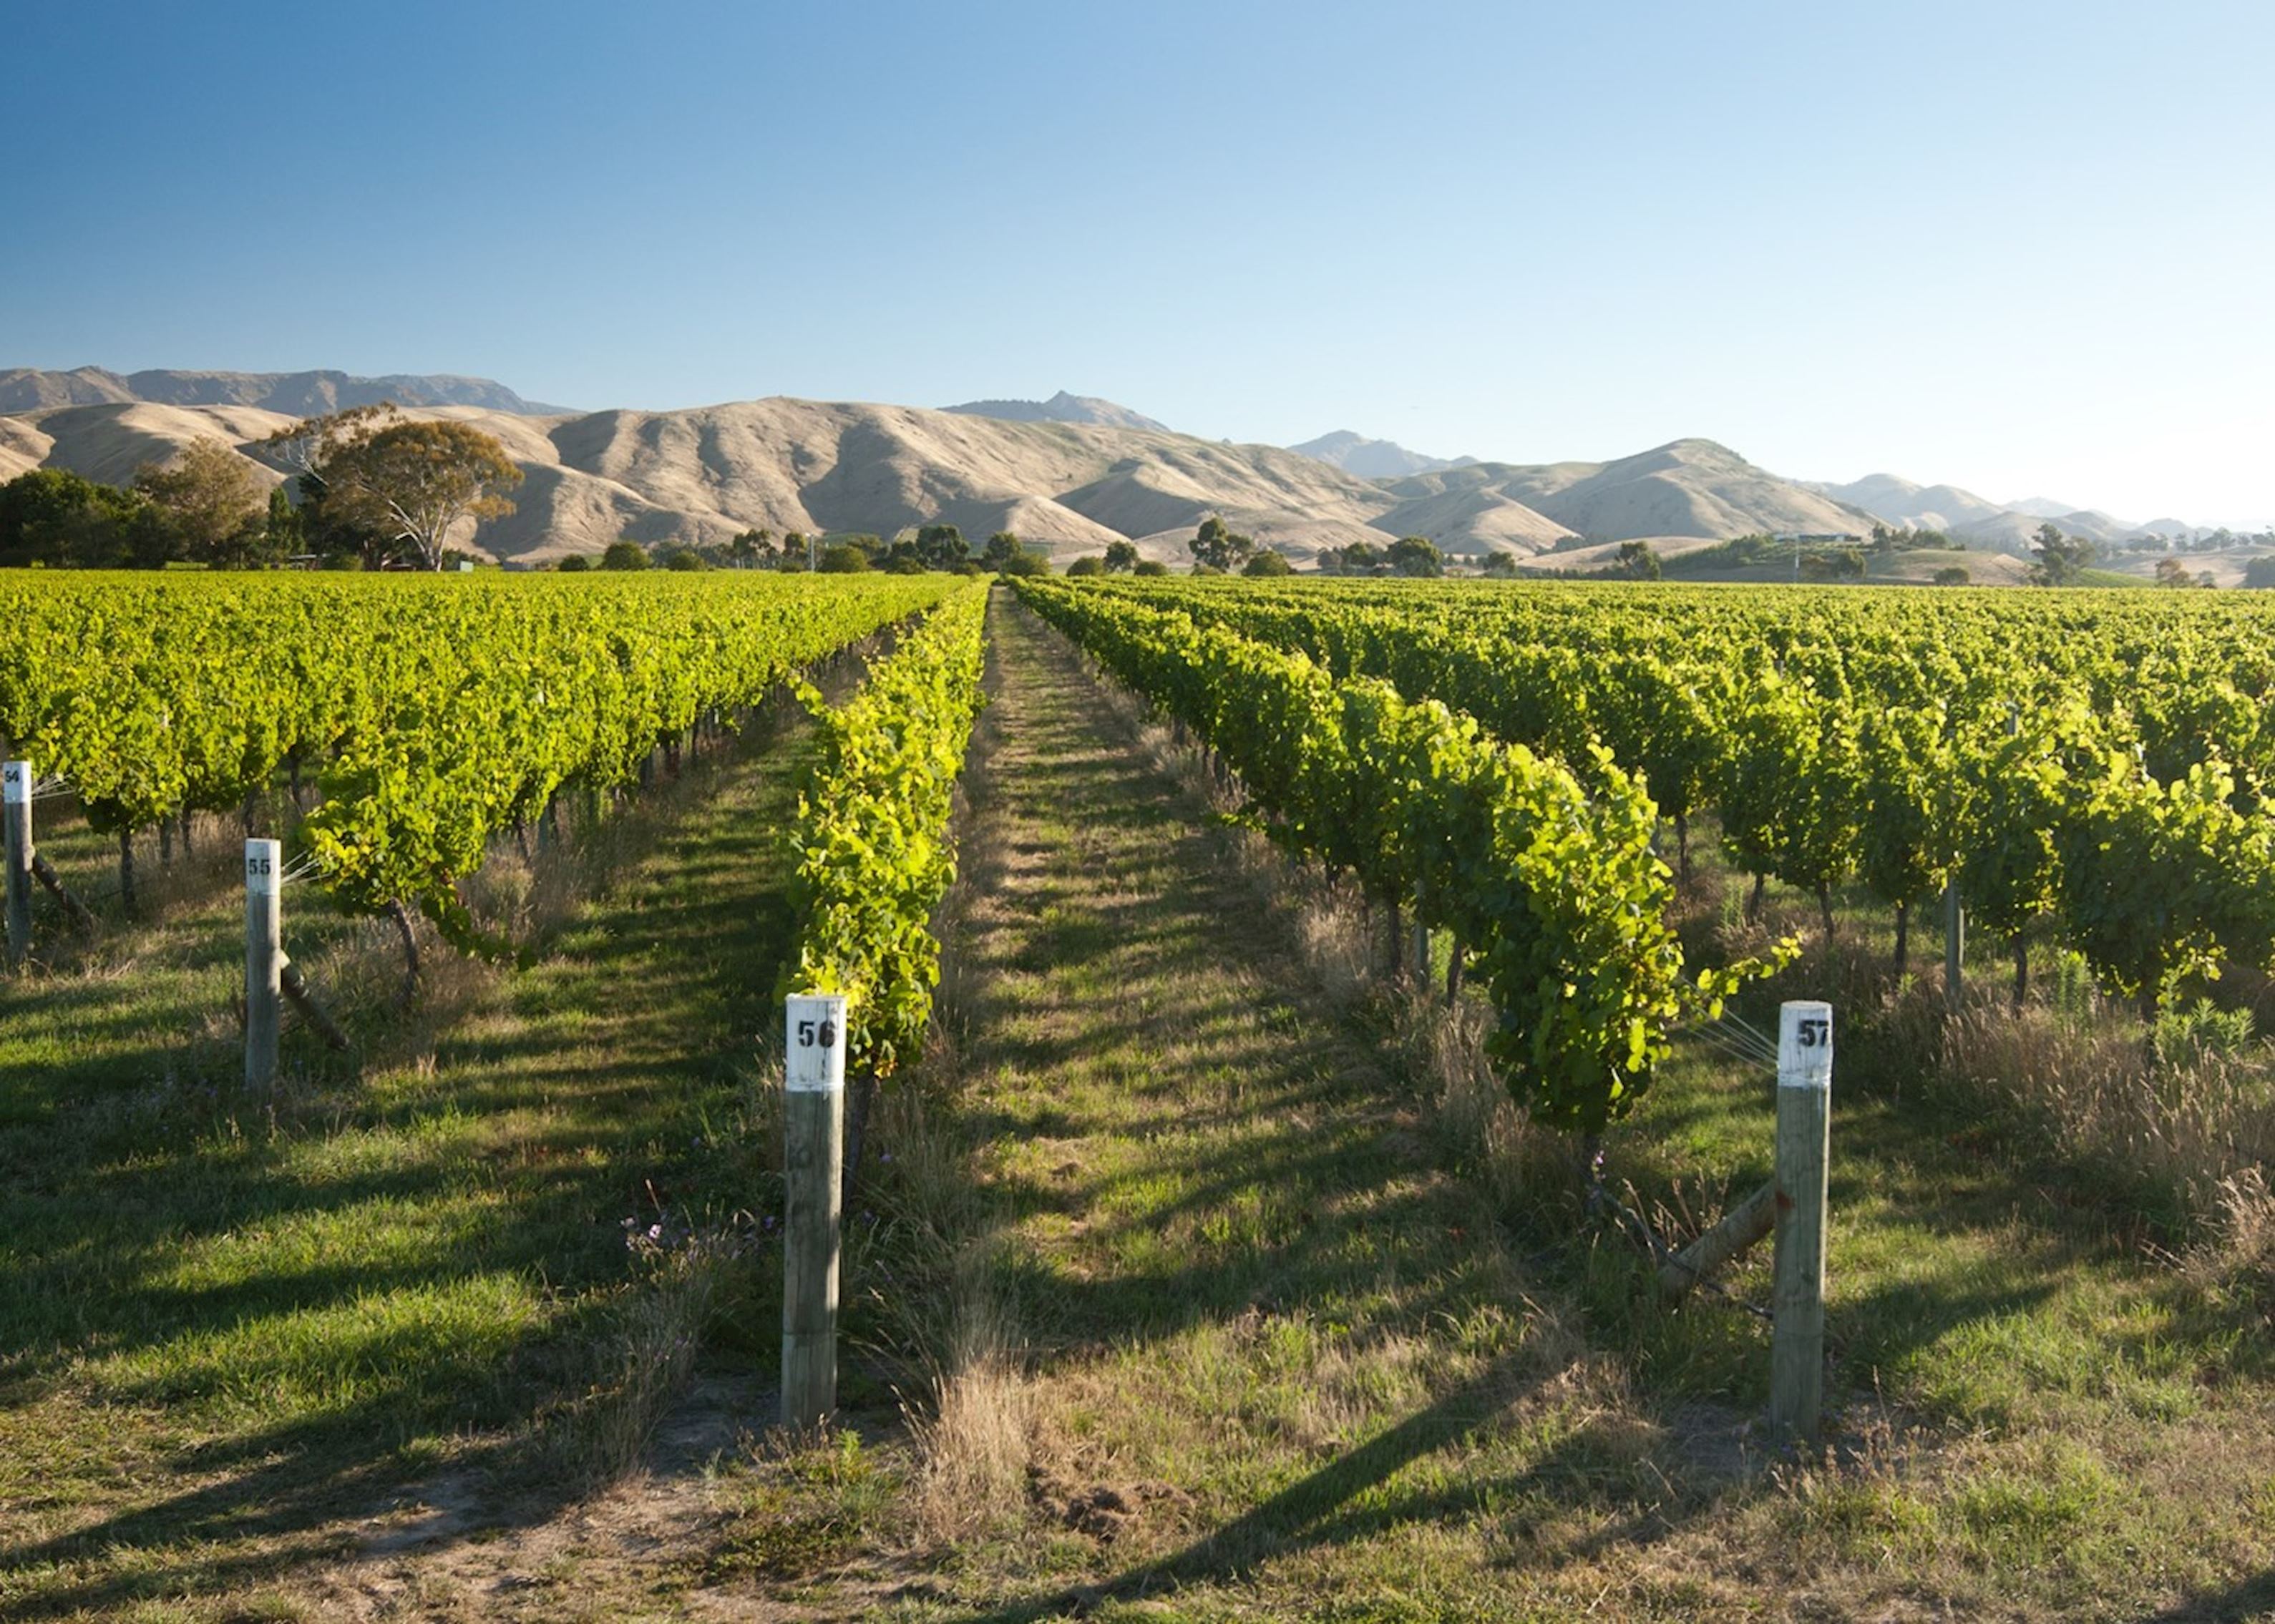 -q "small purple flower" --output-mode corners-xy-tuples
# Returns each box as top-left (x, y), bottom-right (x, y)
(648, 1223), (663, 1241)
